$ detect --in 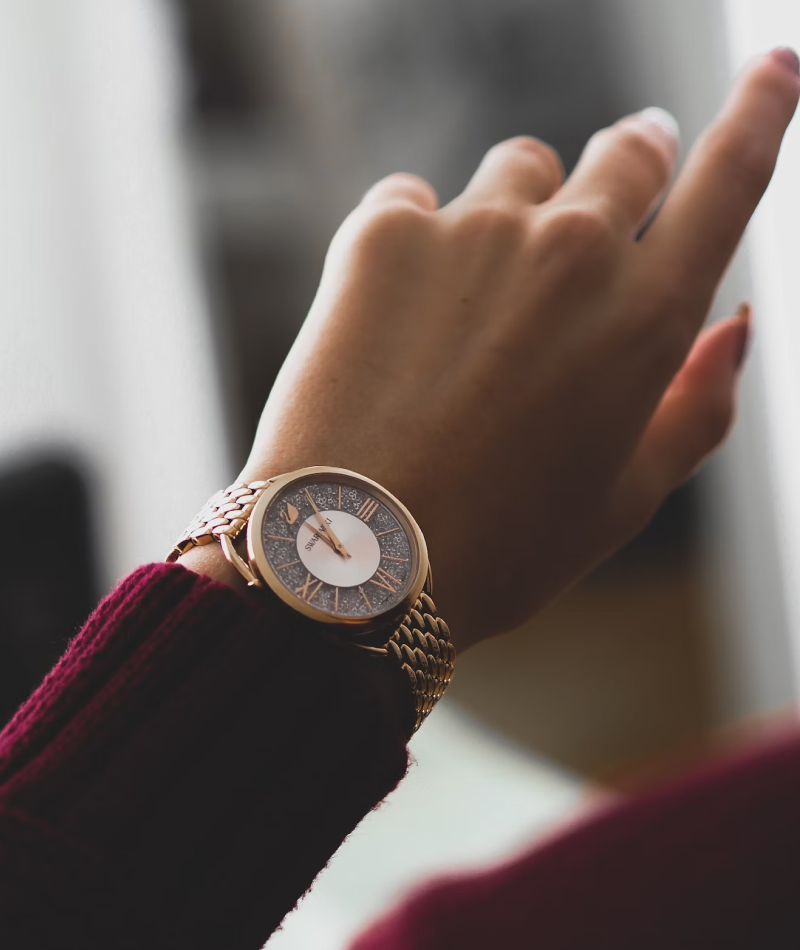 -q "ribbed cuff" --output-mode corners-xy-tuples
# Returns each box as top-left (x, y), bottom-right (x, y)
(0, 562), (409, 949)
